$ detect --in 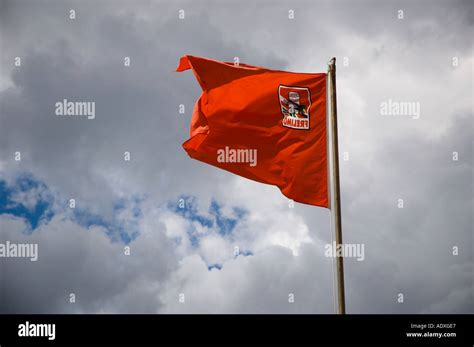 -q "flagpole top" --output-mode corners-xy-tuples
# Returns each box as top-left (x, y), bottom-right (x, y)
(327, 57), (336, 72)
